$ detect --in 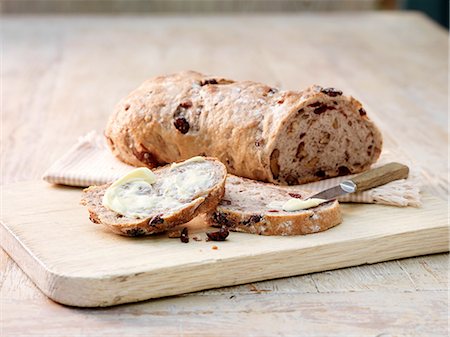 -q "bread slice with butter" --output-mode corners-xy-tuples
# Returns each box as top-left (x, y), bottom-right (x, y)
(207, 175), (342, 236)
(81, 157), (227, 236)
